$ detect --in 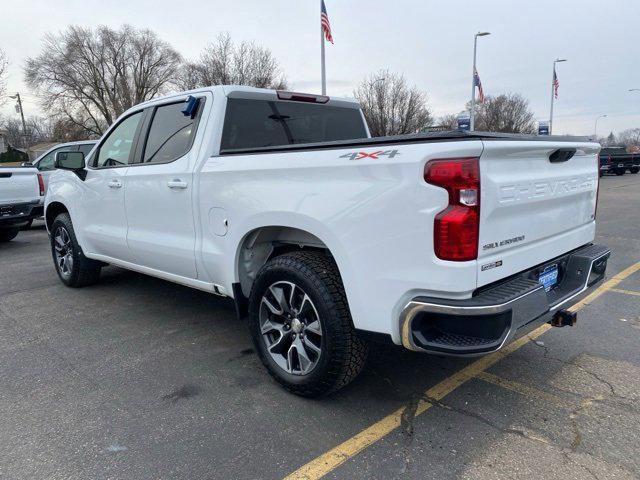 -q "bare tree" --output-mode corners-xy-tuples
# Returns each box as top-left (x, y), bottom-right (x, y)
(25, 25), (182, 136)
(177, 33), (287, 90)
(472, 93), (536, 134)
(618, 128), (640, 148)
(0, 115), (55, 146)
(437, 113), (459, 130)
(354, 70), (433, 137)
(0, 48), (8, 104)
